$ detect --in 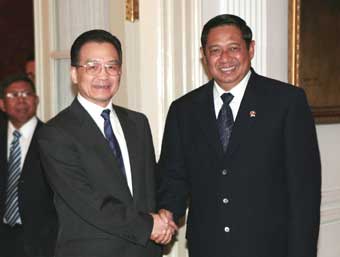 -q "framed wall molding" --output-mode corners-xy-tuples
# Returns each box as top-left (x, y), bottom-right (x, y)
(289, 0), (340, 123)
